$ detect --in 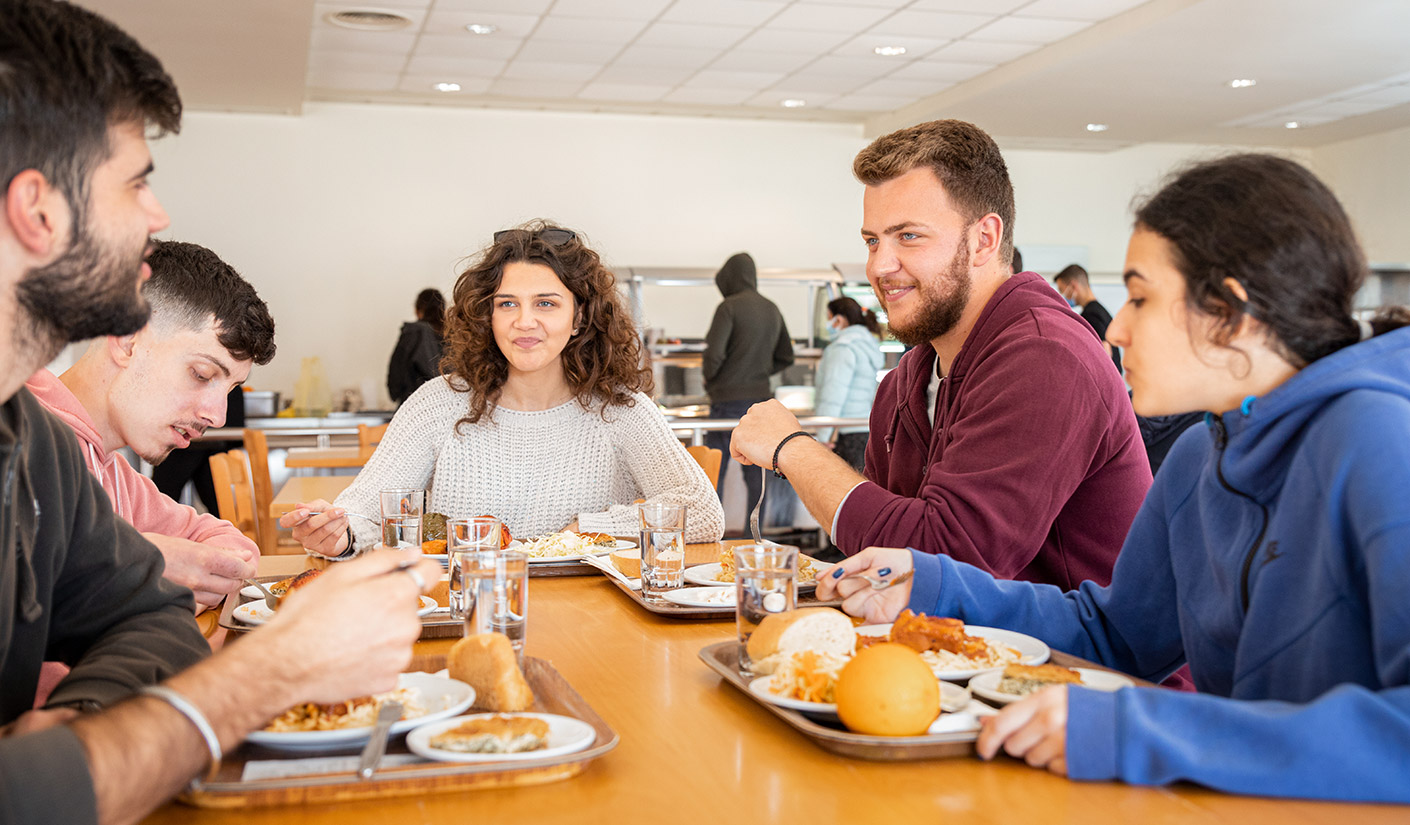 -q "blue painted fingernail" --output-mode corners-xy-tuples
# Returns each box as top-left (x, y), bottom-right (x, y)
(878, 567), (891, 577)
(831, 568), (844, 578)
